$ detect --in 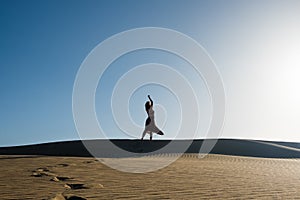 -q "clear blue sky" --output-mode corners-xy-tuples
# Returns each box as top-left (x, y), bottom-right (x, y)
(1, 0), (300, 146)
